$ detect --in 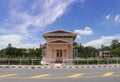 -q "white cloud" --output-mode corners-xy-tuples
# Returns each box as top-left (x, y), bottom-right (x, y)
(0, 34), (23, 49)
(19, 43), (39, 49)
(104, 14), (120, 24)
(7, 0), (75, 35)
(74, 27), (93, 35)
(0, 28), (12, 34)
(0, 35), (23, 44)
(0, 34), (41, 49)
(114, 14), (120, 22)
(83, 34), (120, 48)
(34, 0), (75, 27)
(0, 0), (76, 49)
(105, 15), (111, 20)
(76, 35), (81, 39)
